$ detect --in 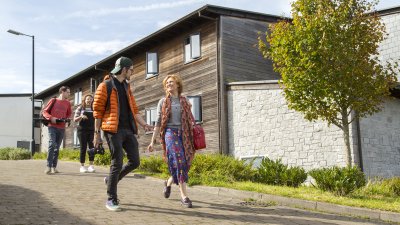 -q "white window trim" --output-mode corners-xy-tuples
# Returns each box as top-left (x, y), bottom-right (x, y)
(74, 88), (82, 106)
(187, 96), (202, 123)
(146, 52), (159, 79)
(184, 33), (201, 64)
(90, 78), (98, 93)
(73, 128), (80, 147)
(145, 107), (158, 134)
